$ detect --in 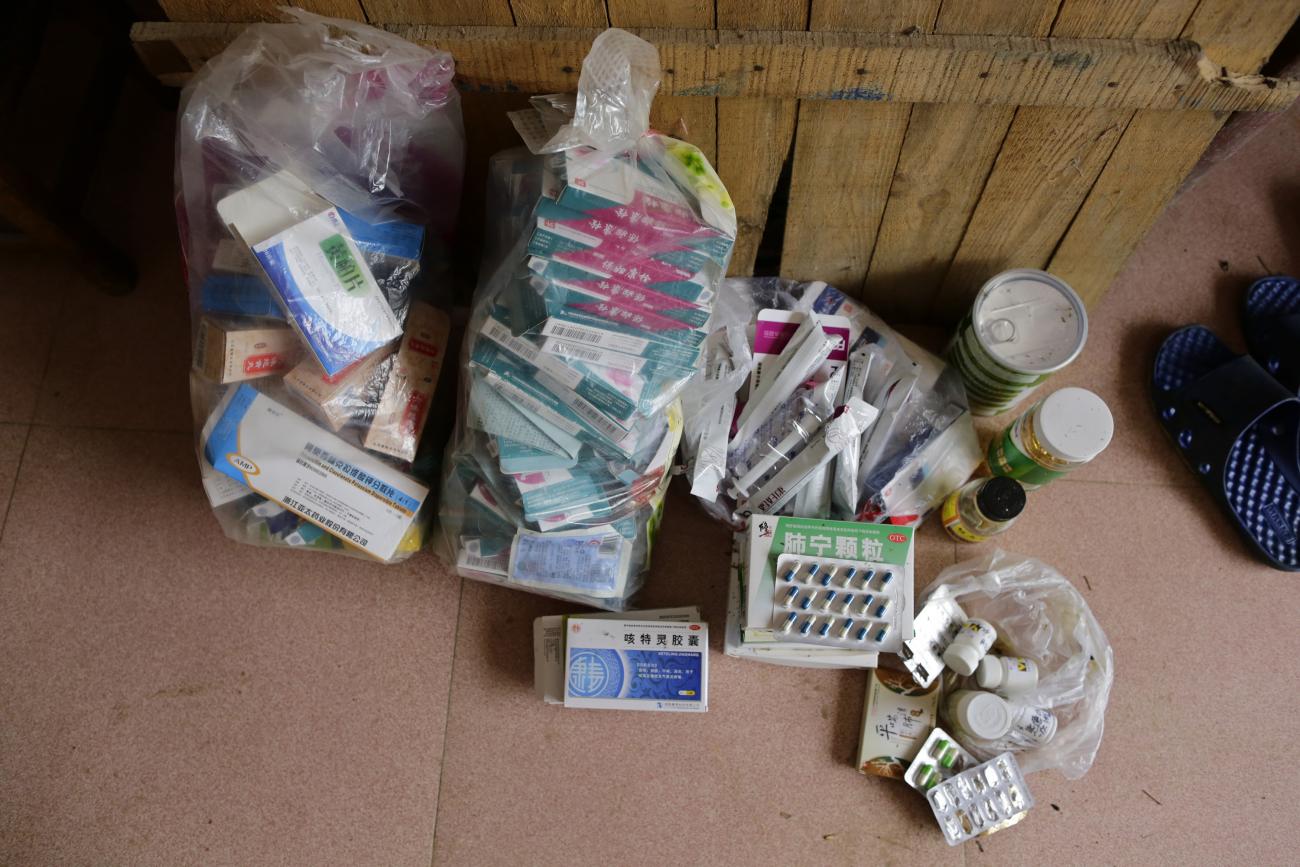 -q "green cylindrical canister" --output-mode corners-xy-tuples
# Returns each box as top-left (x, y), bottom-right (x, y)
(945, 269), (1087, 416)
(988, 387), (1114, 489)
